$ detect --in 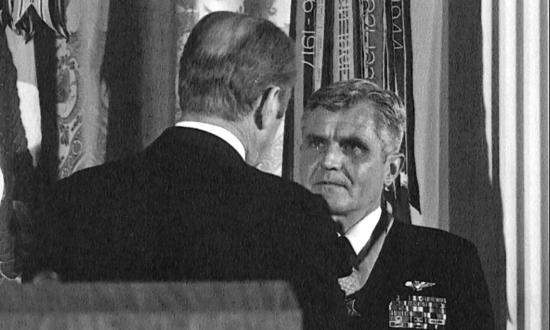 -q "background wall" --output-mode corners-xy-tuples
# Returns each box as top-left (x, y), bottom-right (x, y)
(410, 1), (548, 329)
(410, 0), (447, 230)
